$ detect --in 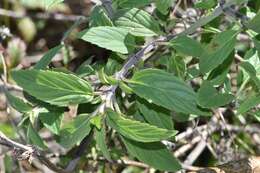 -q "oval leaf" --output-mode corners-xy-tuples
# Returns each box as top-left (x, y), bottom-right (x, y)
(155, 0), (174, 15)
(247, 10), (260, 34)
(115, 8), (160, 37)
(59, 114), (92, 148)
(44, 0), (64, 9)
(198, 81), (234, 108)
(11, 69), (93, 106)
(118, 0), (152, 8)
(95, 126), (111, 161)
(39, 112), (63, 135)
(237, 95), (260, 115)
(171, 35), (205, 57)
(121, 136), (181, 172)
(27, 123), (48, 149)
(5, 91), (33, 113)
(34, 44), (63, 70)
(78, 26), (135, 54)
(89, 6), (113, 27)
(137, 98), (173, 129)
(199, 30), (238, 73)
(127, 68), (210, 115)
(106, 110), (177, 142)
